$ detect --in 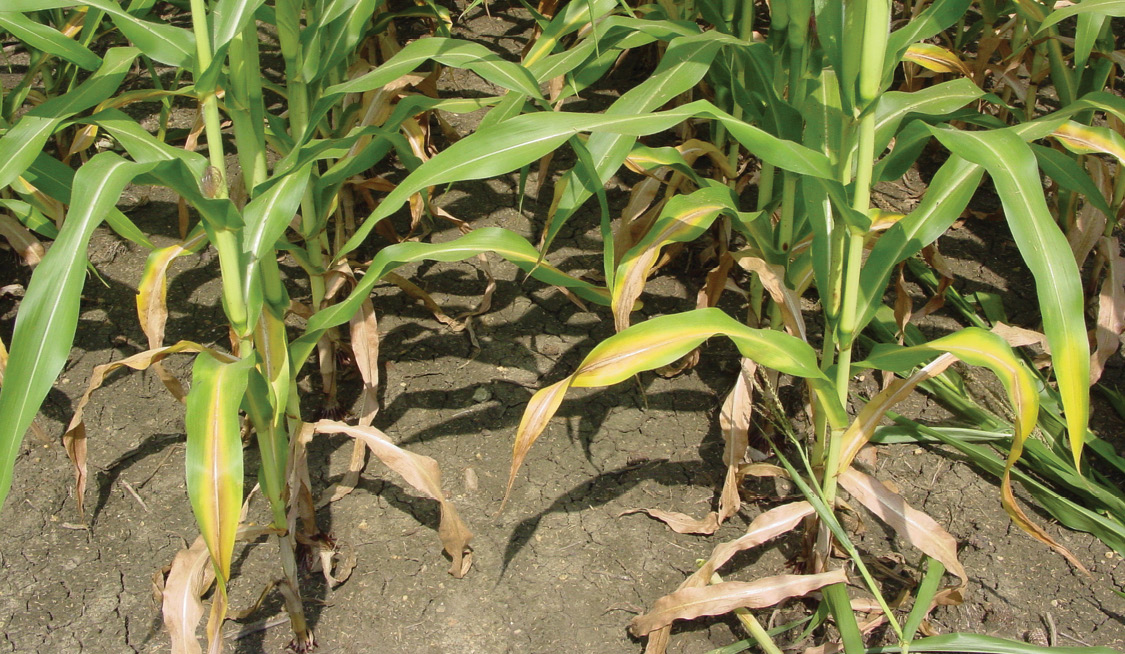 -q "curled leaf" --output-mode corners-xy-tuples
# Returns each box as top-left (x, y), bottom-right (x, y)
(63, 341), (231, 514)
(312, 421), (473, 577)
(838, 468), (967, 596)
(630, 568), (847, 636)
